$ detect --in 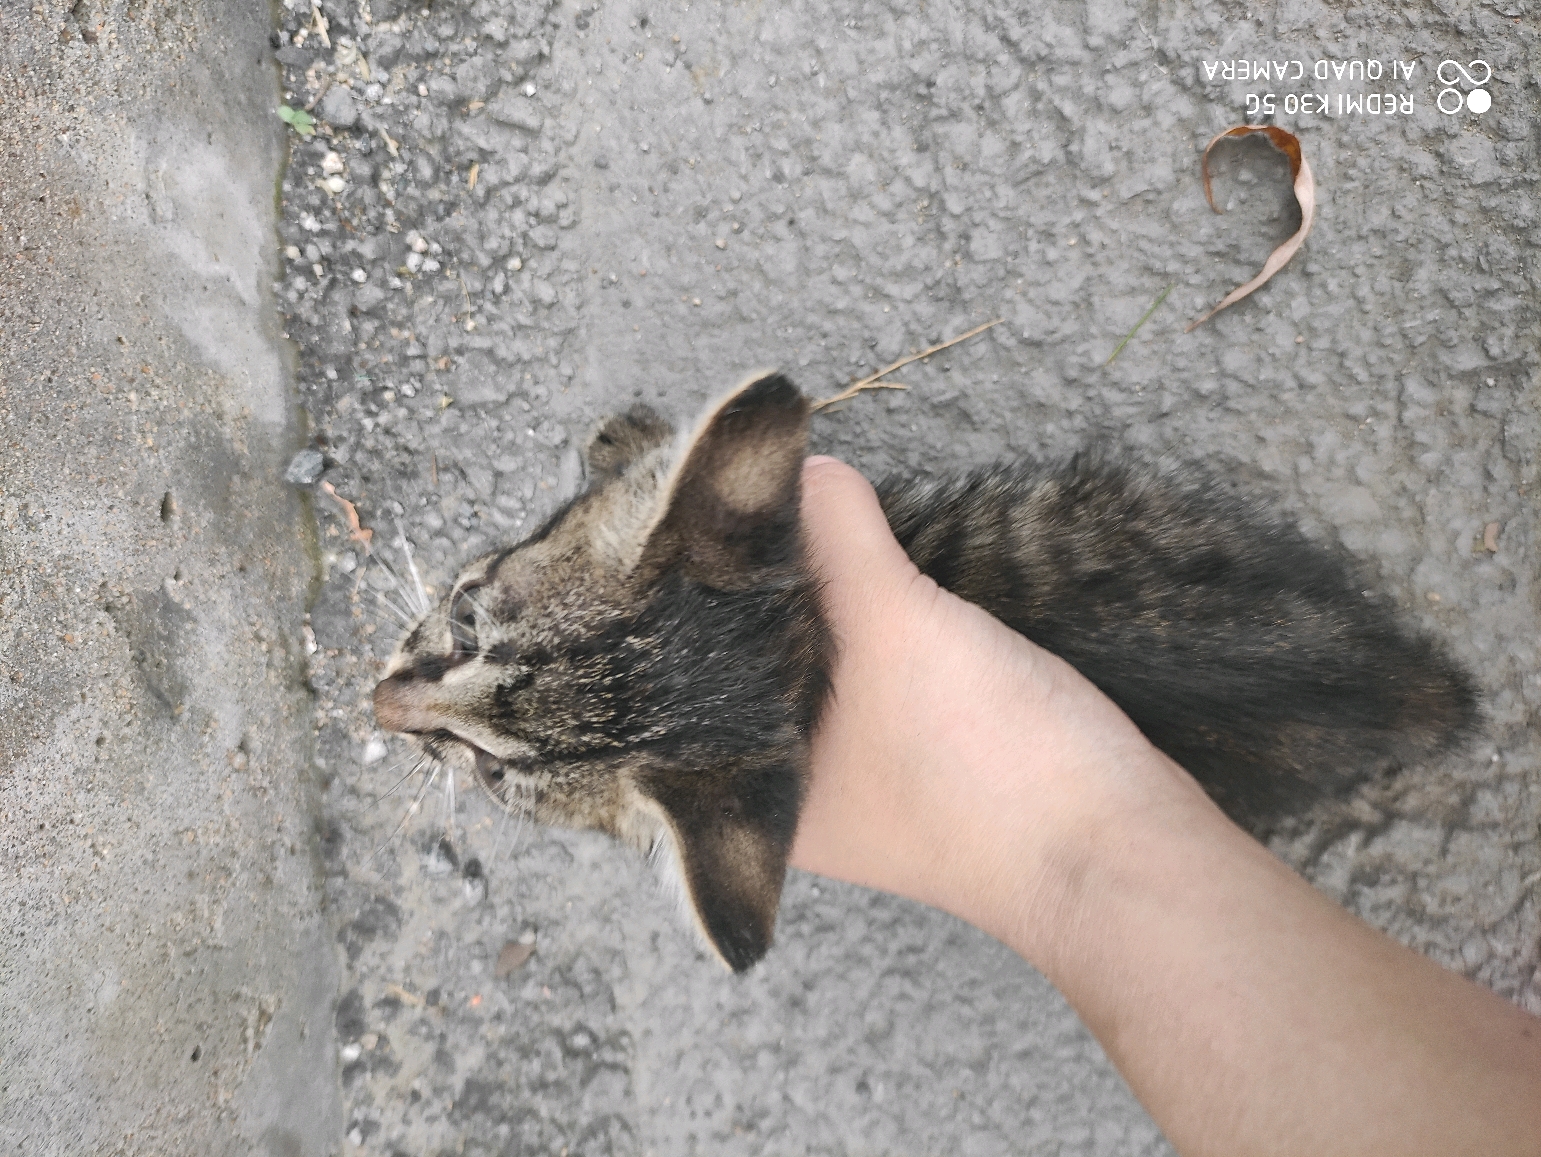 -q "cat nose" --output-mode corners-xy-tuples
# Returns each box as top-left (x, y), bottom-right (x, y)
(373, 674), (439, 734)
